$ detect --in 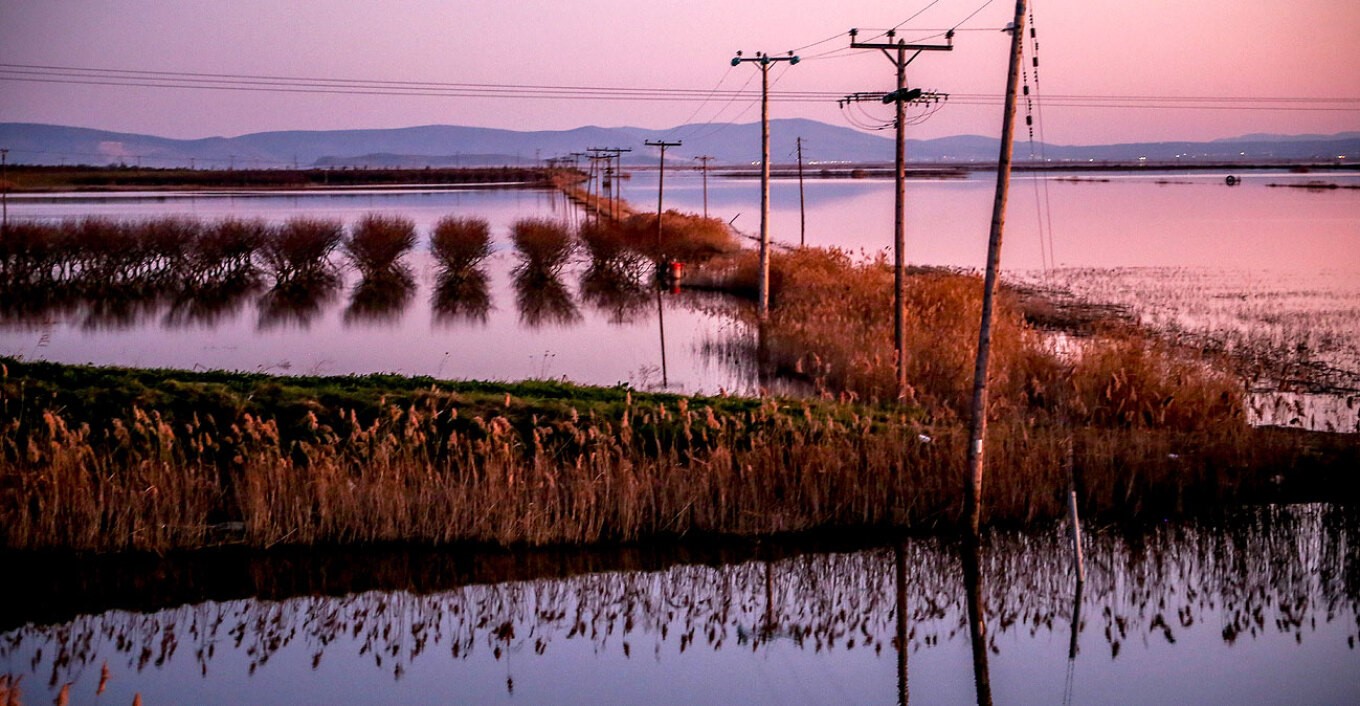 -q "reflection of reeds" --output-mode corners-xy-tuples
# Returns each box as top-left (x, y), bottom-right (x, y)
(579, 261), (651, 325)
(430, 216), (493, 276)
(5, 505), (1354, 701)
(163, 275), (261, 329)
(432, 271), (492, 325)
(514, 267), (581, 328)
(257, 273), (339, 330)
(344, 268), (416, 325)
